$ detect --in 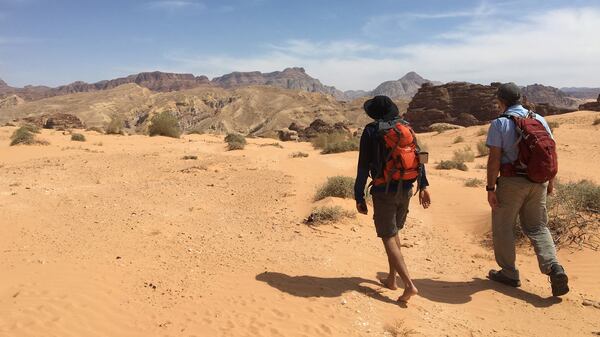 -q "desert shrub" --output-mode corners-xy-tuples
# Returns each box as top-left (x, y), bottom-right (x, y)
(182, 155), (197, 160)
(322, 140), (359, 154)
(315, 176), (354, 201)
(22, 124), (40, 133)
(547, 121), (560, 132)
(71, 133), (86, 142)
(593, 118), (600, 126)
(511, 180), (600, 250)
(452, 146), (475, 163)
(305, 206), (355, 225)
(464, 178), (484, 187)
(10, 127), (35, 145)
(225, 133), (246, 151)
(453, 136), (464, 144)
(148, 111), (181, 138)
(106, 115), (124, 135)
(290, 151), (309, 158)
(311, 133), (359, 154)
(436, 160), (468, 171)
(477, 140), (489, 157)
(476, 128), (487, 136)
(86, 126), (104, 133)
